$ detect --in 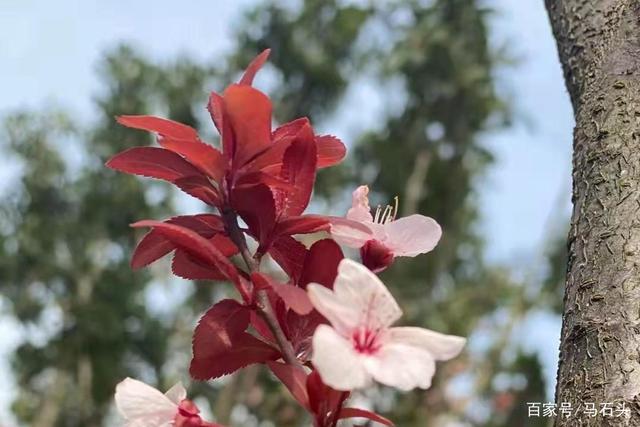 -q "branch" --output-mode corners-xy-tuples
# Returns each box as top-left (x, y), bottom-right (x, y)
(222, 208), (304, 371)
